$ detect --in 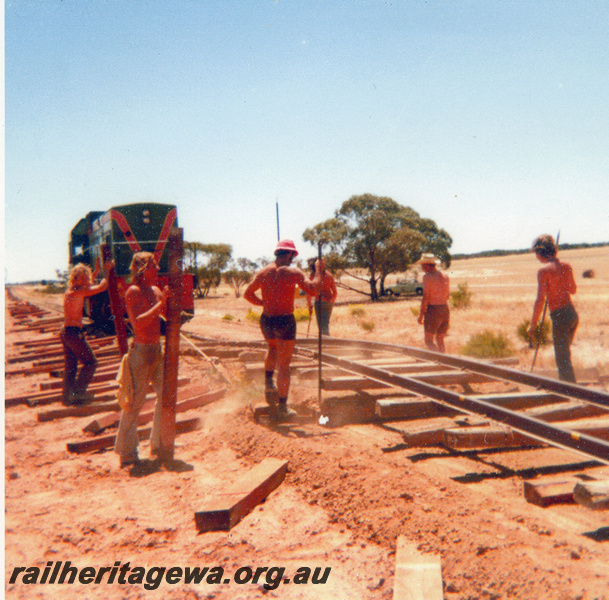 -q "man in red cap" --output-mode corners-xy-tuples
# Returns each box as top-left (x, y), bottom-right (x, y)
(245, 240), (323, 419)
